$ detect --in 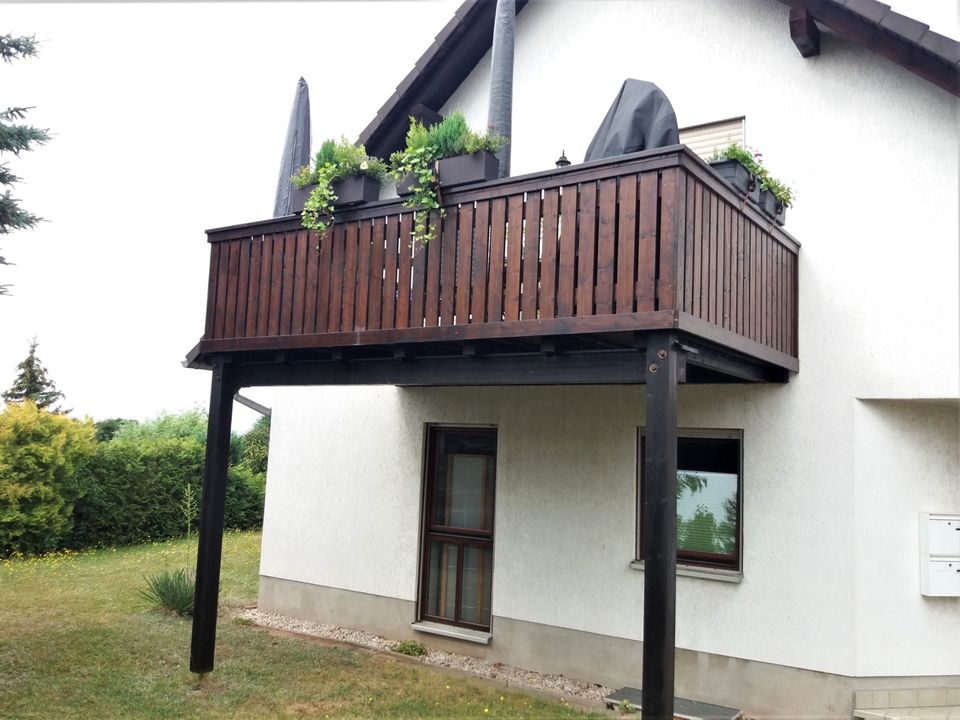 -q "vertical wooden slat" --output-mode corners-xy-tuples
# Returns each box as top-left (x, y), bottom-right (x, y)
(367, 218), (385, 331)
(576, 181), (597, 316)
(341, 222), (358, 331)
(439, 211), (458, 326)
(521, 190), (541, 320)
(470, 201), (491, 323)
(206, 243), (222, 339)
(302, 232), (320, 335)
(233, 239), (250, 338)
(557, 185), (577, 317)
(657, 168), (682, 312)
(521, 191), (542, 321)
(752, 225), (760, 342)
(486, 198), (507, 323)
(636, 173), (657, 313)
(291, 231), (308, 335)
(721, 203), (731, 329)
(616, 175), (637, 313)
(731, 212), (740, 336)
(279, 232), (298, 335)
(397, 214), (414, 328)
(221, 241), (240, 339)
(354, 221), (371, 330)
(503, 194), (524, 322)
(707, 194), (719, 325)
(327, 225), (345, 332)
(425, 214), (445, 327)
(267, 233), (284, 336)
(244, 239), (262, 338)
(255, 236), (273, 337)
(382, 216), (399, 330)
(213, 242), (230, 338)
(410, 222), (428, 328)
(595, 178), (616, 315)
(539, 189), (559, 320)
(683, 177), (696, 315)
(456, 204), (474, 324)
(315, 230), (333, 334)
